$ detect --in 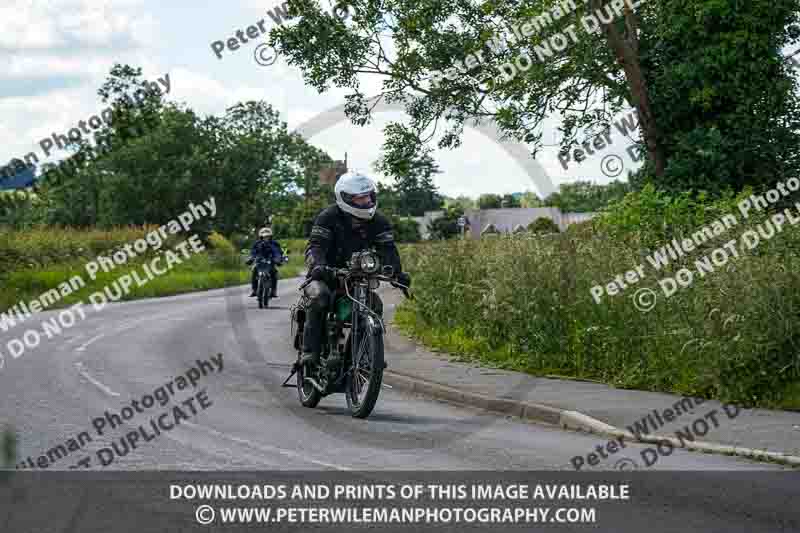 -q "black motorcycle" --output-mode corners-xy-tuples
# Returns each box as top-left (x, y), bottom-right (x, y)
(252, 255), (288, 309)
(284, 250), (411, 419)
